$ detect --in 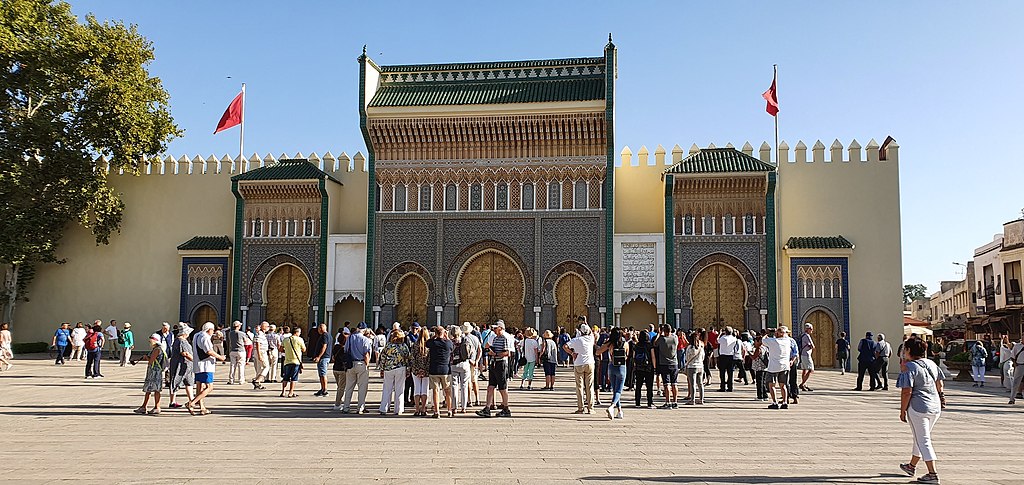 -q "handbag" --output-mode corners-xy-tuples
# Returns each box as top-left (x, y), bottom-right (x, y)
(289, 337), (304, 373)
